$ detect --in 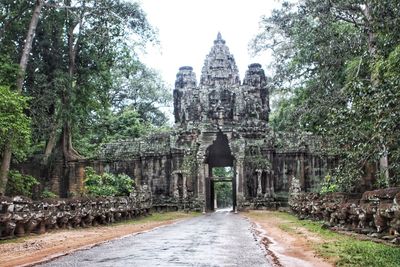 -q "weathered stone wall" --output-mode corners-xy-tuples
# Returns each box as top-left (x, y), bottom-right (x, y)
(13, 34), (339, 212)
(289, 188), (400, 243)
(0, 187), (151, 239)
(242, 150), (335, 209)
